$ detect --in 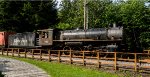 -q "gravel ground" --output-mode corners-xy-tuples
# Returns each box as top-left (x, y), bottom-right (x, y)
(0, 57), (50, 77)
